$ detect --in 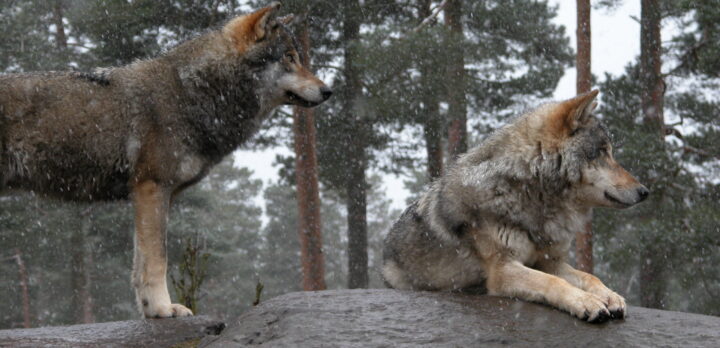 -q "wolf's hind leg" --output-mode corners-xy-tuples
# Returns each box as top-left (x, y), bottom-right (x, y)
(486, 260), (610, 323)
(538, 261), (626, 319)
(132, 181), (193, 318)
